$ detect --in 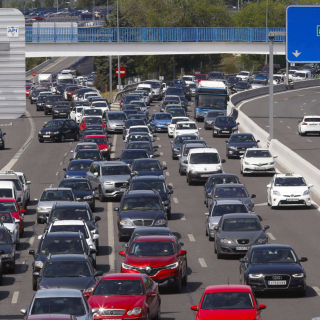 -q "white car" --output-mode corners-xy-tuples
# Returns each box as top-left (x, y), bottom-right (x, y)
(173, 121), (200, 139)
(70, 106), (86, 124)
(298, 115), (320, 136)
(167, 117), (189, 138)
(79, 106), (103, 124)
(237, 71), (254, 83)
(91, 101), (109, 113)
(0, 212), (20, 244)
(124, 126), (153, 142)
(240, 148), (277, 175)
(267, 173), (313, 209)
